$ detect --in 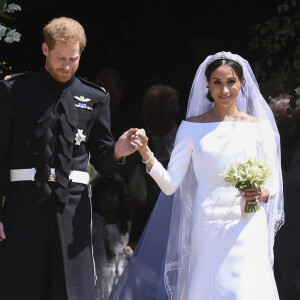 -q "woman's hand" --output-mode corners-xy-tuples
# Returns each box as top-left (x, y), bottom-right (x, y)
(242, 187), (270, 204)
(133, 129), (155, 171)
(133, 129), (148, 152)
